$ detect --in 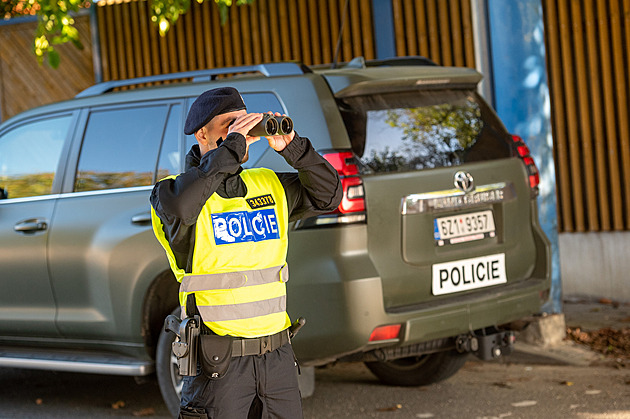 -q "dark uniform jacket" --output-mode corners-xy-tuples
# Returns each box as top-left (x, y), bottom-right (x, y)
(150, 131), (343, 273)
